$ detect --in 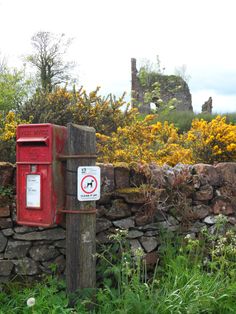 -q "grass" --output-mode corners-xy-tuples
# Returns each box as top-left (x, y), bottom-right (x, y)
(2, 226), (236, 313)
(138, 111), (236, 134)
(158, 111), (236, 134)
